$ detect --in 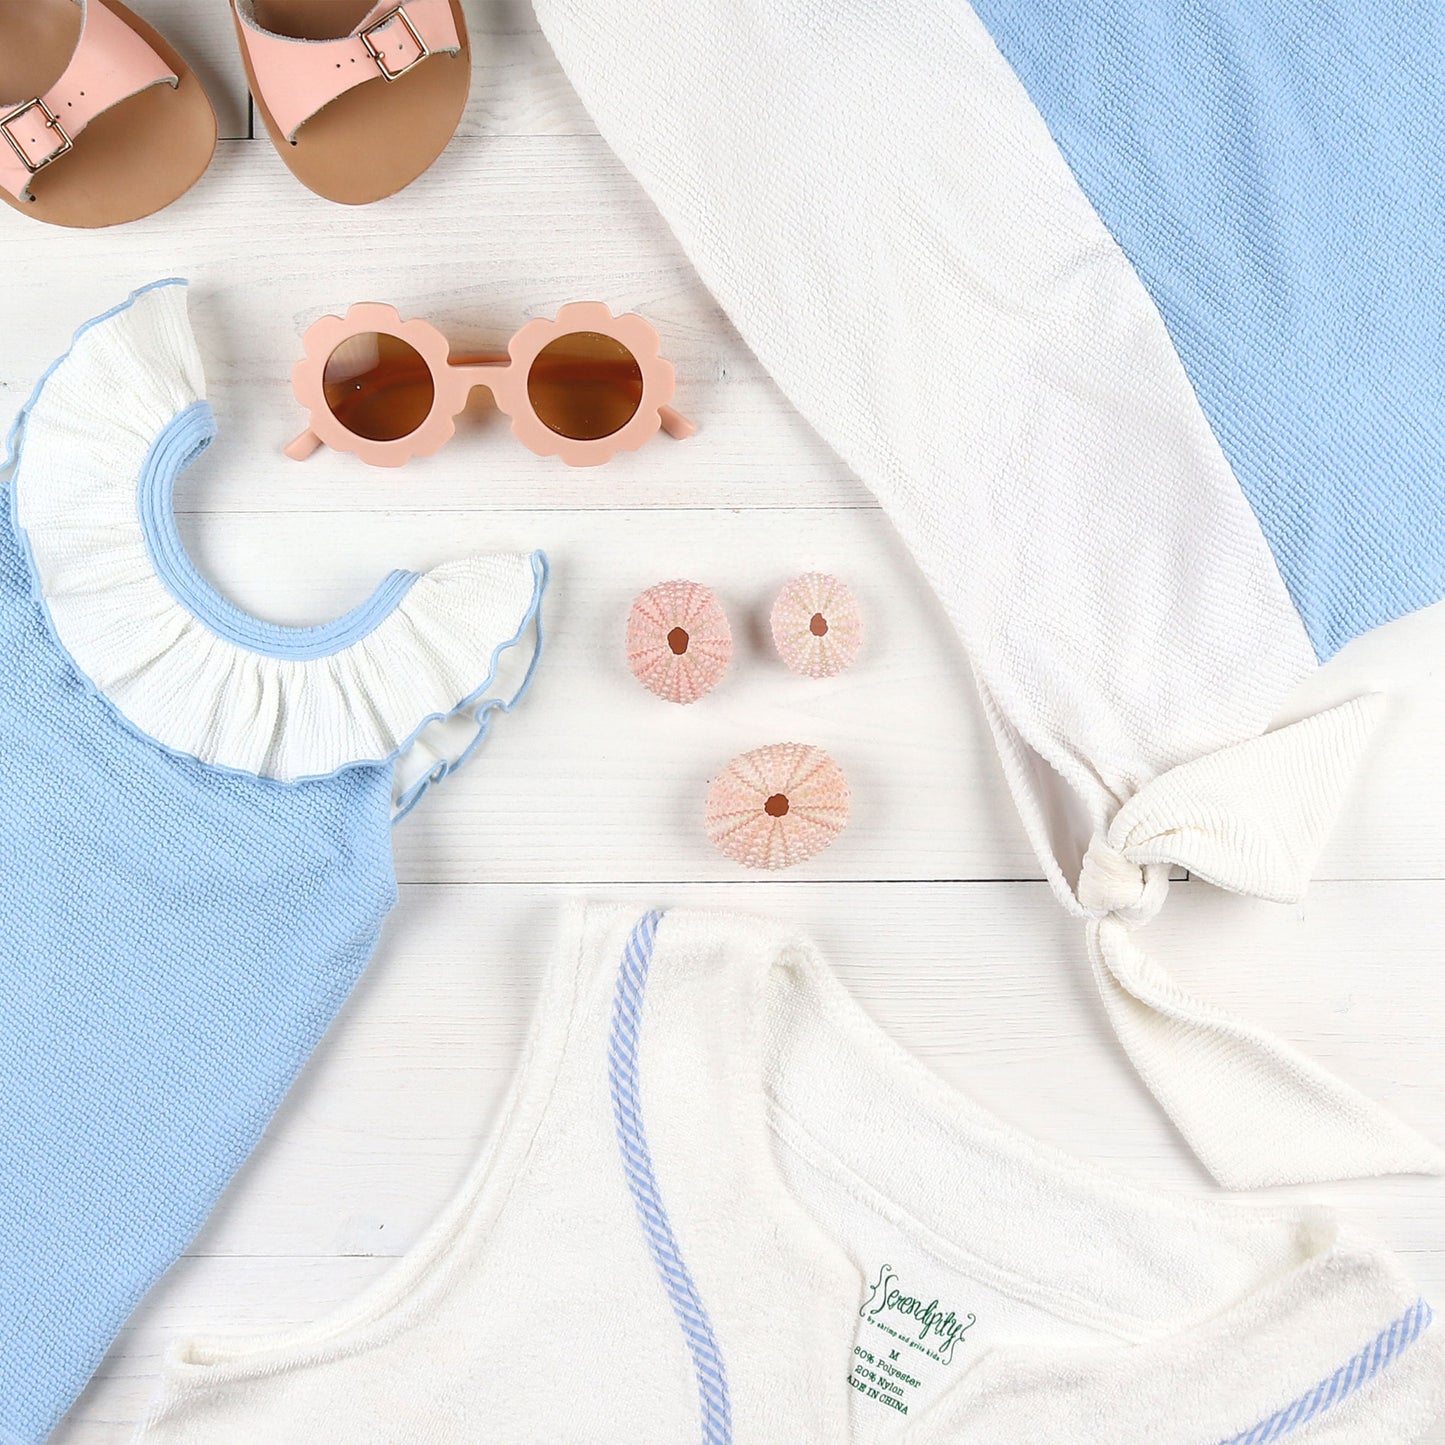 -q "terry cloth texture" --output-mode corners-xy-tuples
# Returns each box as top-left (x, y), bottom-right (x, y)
(0, 283), (546, 1445)
(532, 0), (1445, 1189)
(135, 904), (1445, 1444)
